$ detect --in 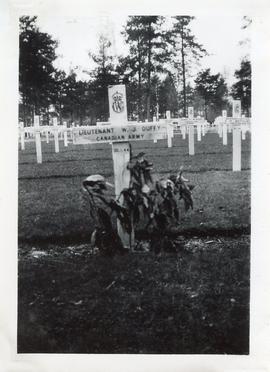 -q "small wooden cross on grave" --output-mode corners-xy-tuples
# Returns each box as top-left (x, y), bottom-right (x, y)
(168, 108), (207, 154)
(73, 84), (169, 249)
(213, 110), (228, 143)
(19, 121), (25, 151)
(165, 110), (174, 148)
(53, 117), (60, 153)
(222, 109), (228, 144)
(19, 117), (40, 160)
(182, 107), (207, 155)
(33, 115), (42, 164)
(225, 100), (251, 171)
